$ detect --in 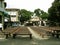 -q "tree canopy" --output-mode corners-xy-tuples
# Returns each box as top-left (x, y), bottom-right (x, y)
(34, 8), (41, 17)
(48, 0), (60, 26)
(40, 12), (48, 20)
(34, 8), (48, 19)
(19, 9), (33, 24)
